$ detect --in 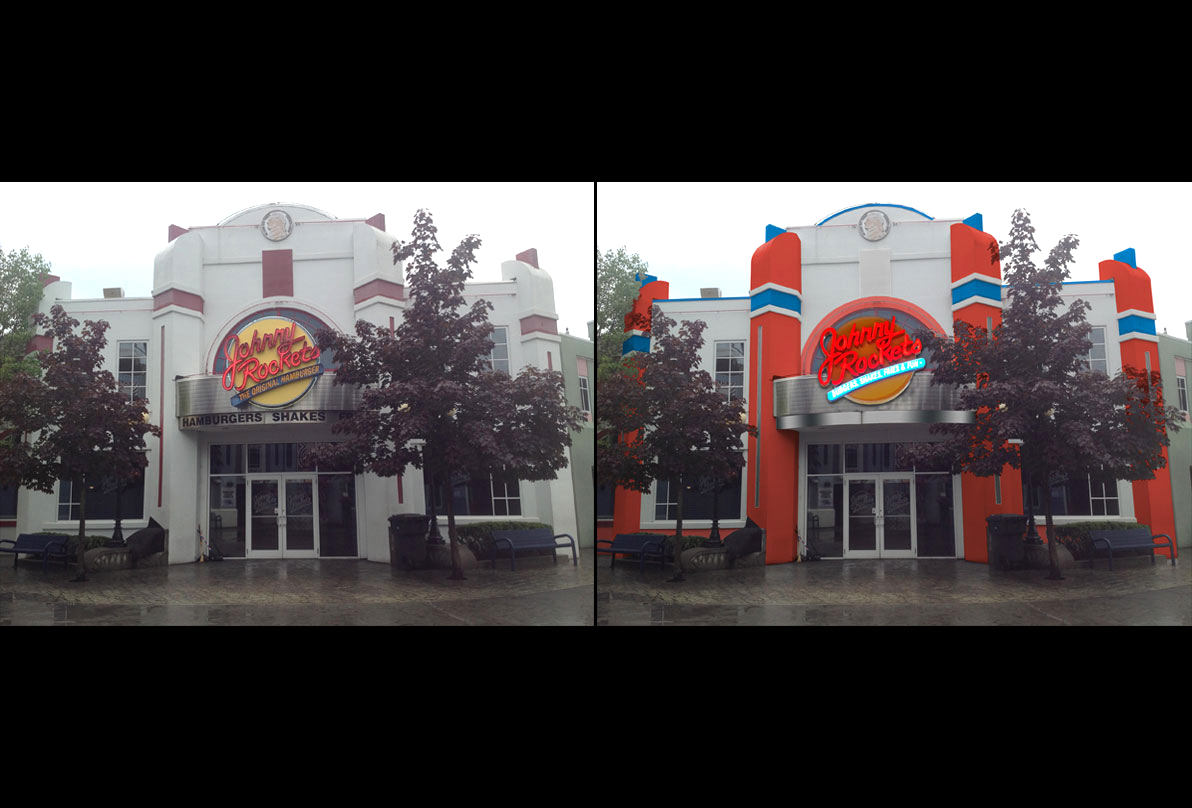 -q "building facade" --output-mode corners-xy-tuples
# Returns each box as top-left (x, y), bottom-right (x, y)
(3, 203), (581, 563)
(605, 203), (1181, 564)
